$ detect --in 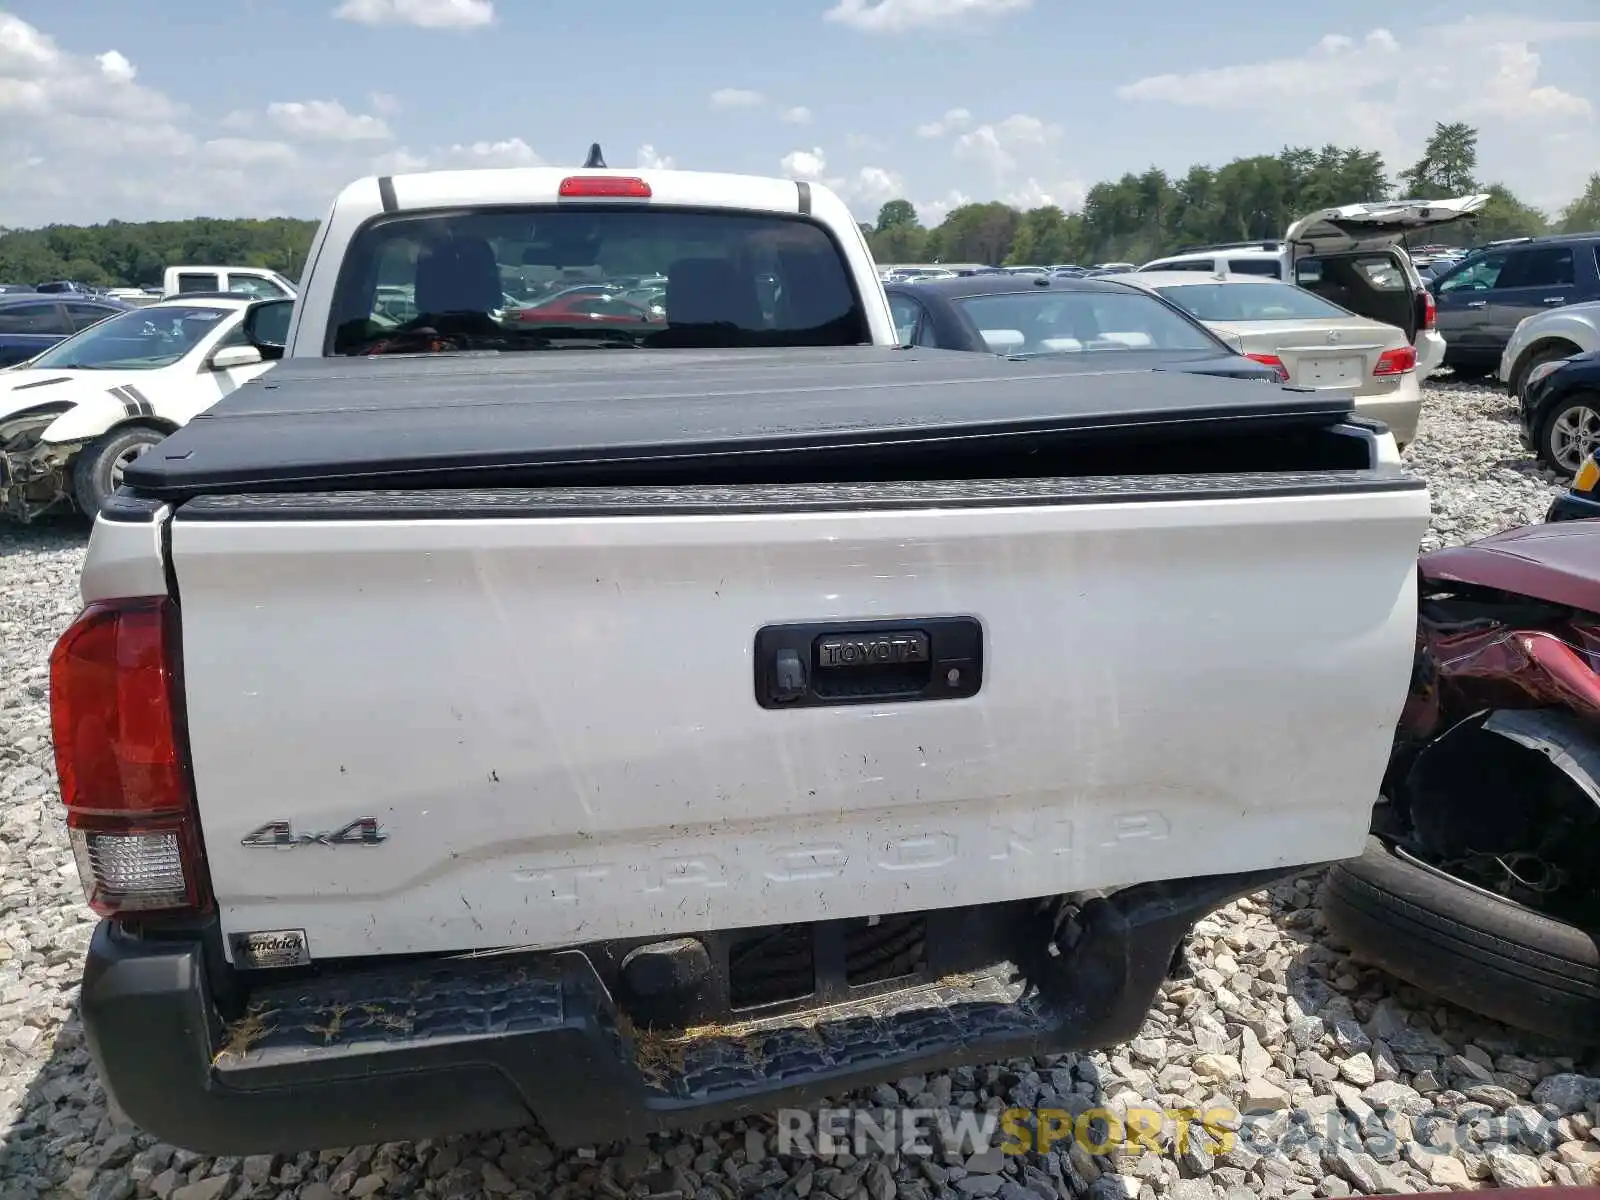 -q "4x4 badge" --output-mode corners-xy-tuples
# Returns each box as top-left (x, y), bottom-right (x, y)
(241, 818), (387, 848)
